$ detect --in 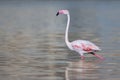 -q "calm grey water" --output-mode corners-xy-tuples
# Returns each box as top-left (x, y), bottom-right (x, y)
(0, 0), (120, 80)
